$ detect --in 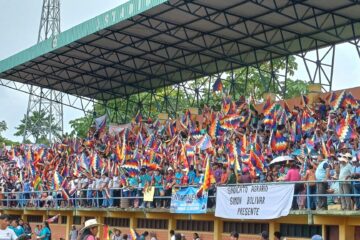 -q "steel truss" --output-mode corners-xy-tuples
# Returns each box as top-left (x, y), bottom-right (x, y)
(1, 0), (360, 125)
